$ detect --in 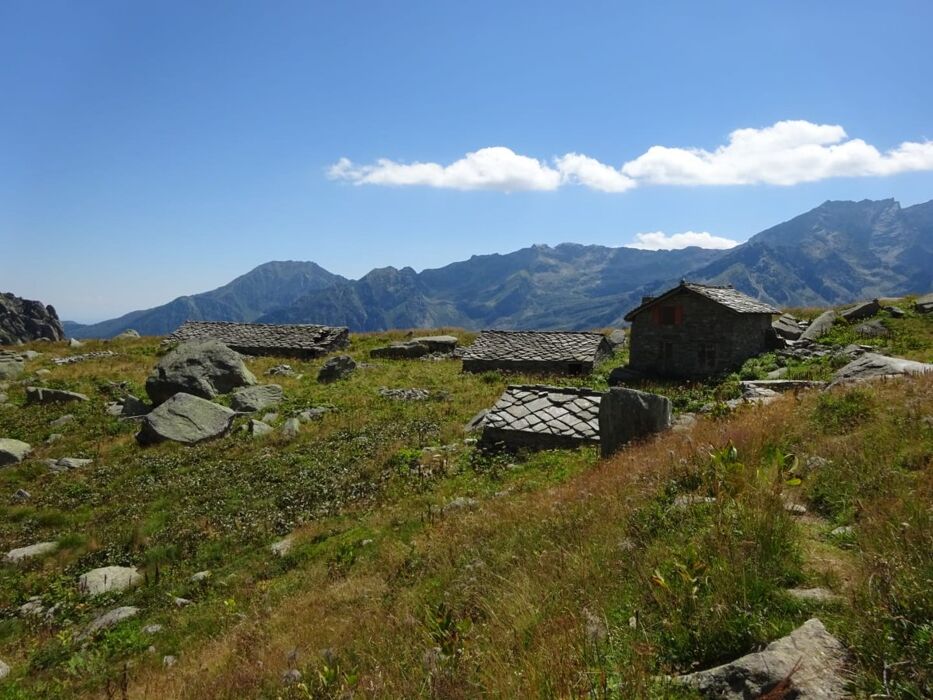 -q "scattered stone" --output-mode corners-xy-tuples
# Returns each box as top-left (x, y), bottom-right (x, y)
(443, 497), (478, 513)
(317, 354), (357, 382)
(52, 350), (116, 366)
(0, 392), (7, 404)
(784, 502), (808, 515)
(78, 565), (143, 596)
(840, 298), (881, 322)
(671, 413), (697, 433)
(80, 606), (140, 639)
(599, 387), (672, 458)
(766, 367), (788, 379)
(190, 570), (211, 583)
(113, 329), (141, 339)
(143, 624), (163, 634)
(829, 352), (933, 387)
(230, 384), (283, 412)
(0, 353), (25, 380)
(4, 541), (57, 563)
(830, 525), (854, 537)
(799, 310), (836, 341)
(297, 406), (334, 422)
(370, 335), (459, 359)
(772, 313), (803, 341)
(671, 618), (846, 699)
(49, 414), (74, 428)
(884, 305), (905, 318)
(120, 395), (149, 417)
(671, 494), (716, 509)
(137, 393), (236, 446)
(606, 365), (648, 385)
(0, 659), (8, 680)
(25, 386), (88, 404)
(68, 338), (84, 348)
(607, 329), (627, 350)
(855, 318), (891, 338)
(22, 350), (41, 360)
(19, 598), (45, 617)
(105, 402), (124, 417)
(282, 669), (302, 685)
(11, 489), (31, 503)
(248, 419), (273, 437)
(280, 417), (301, 439)
(46, 457), (93, 472)
(145, 339), (256, 406)
(35, 368), (51, 377)
(379, 387), (430, 401)
(172, 597), (192, 608)
(266, 364), (295, 377)
(163, 655), (177, 668)
(464, 409), (487, 433)
(261, 412), (279, 424)
(914, 292), (933, 314)
(786, 587), (843, 604)
(0, 438), (32, 466)
(271, 536), (294, 557)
